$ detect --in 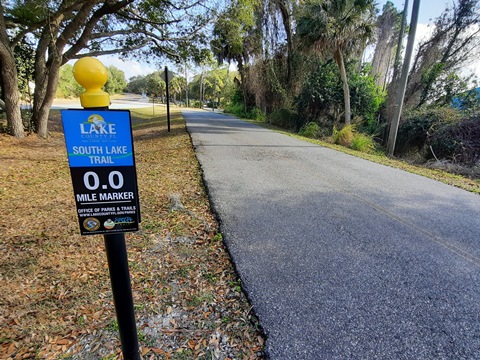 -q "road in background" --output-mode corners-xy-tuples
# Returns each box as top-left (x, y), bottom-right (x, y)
(184, 109), (480, 359)
(50, 94), (163, 109)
